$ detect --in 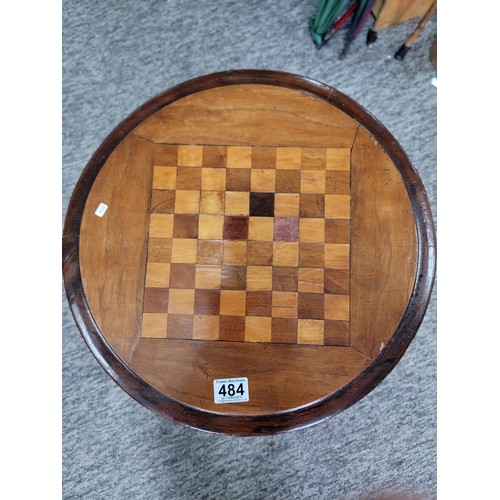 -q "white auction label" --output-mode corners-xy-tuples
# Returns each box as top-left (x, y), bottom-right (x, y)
(94, 203), (108, 217)
(213, 377), (249, 404)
